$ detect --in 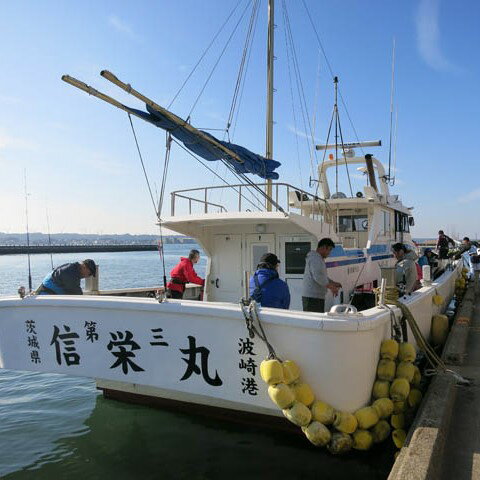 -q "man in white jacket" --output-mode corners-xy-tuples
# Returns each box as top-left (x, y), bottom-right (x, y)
(302, 238), (342, 313)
